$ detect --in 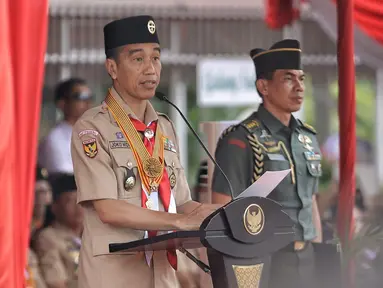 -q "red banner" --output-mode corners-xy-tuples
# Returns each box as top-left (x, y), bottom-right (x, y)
(0, 0), (48, 287)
